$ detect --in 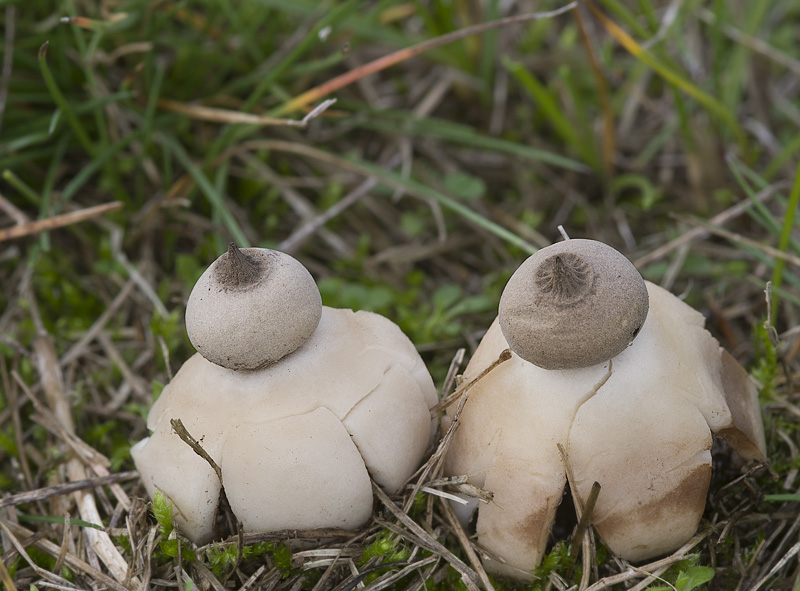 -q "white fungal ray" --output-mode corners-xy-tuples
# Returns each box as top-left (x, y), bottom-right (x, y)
(221, 408), (373, 532)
